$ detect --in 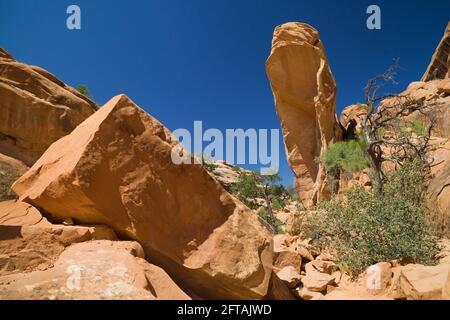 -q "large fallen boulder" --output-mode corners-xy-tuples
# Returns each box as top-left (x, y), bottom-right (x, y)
(12, 94), (274, 299)
(266, 22), (342, 208)
(0, 240), (190, 300)
(0, 48), (97, 166)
